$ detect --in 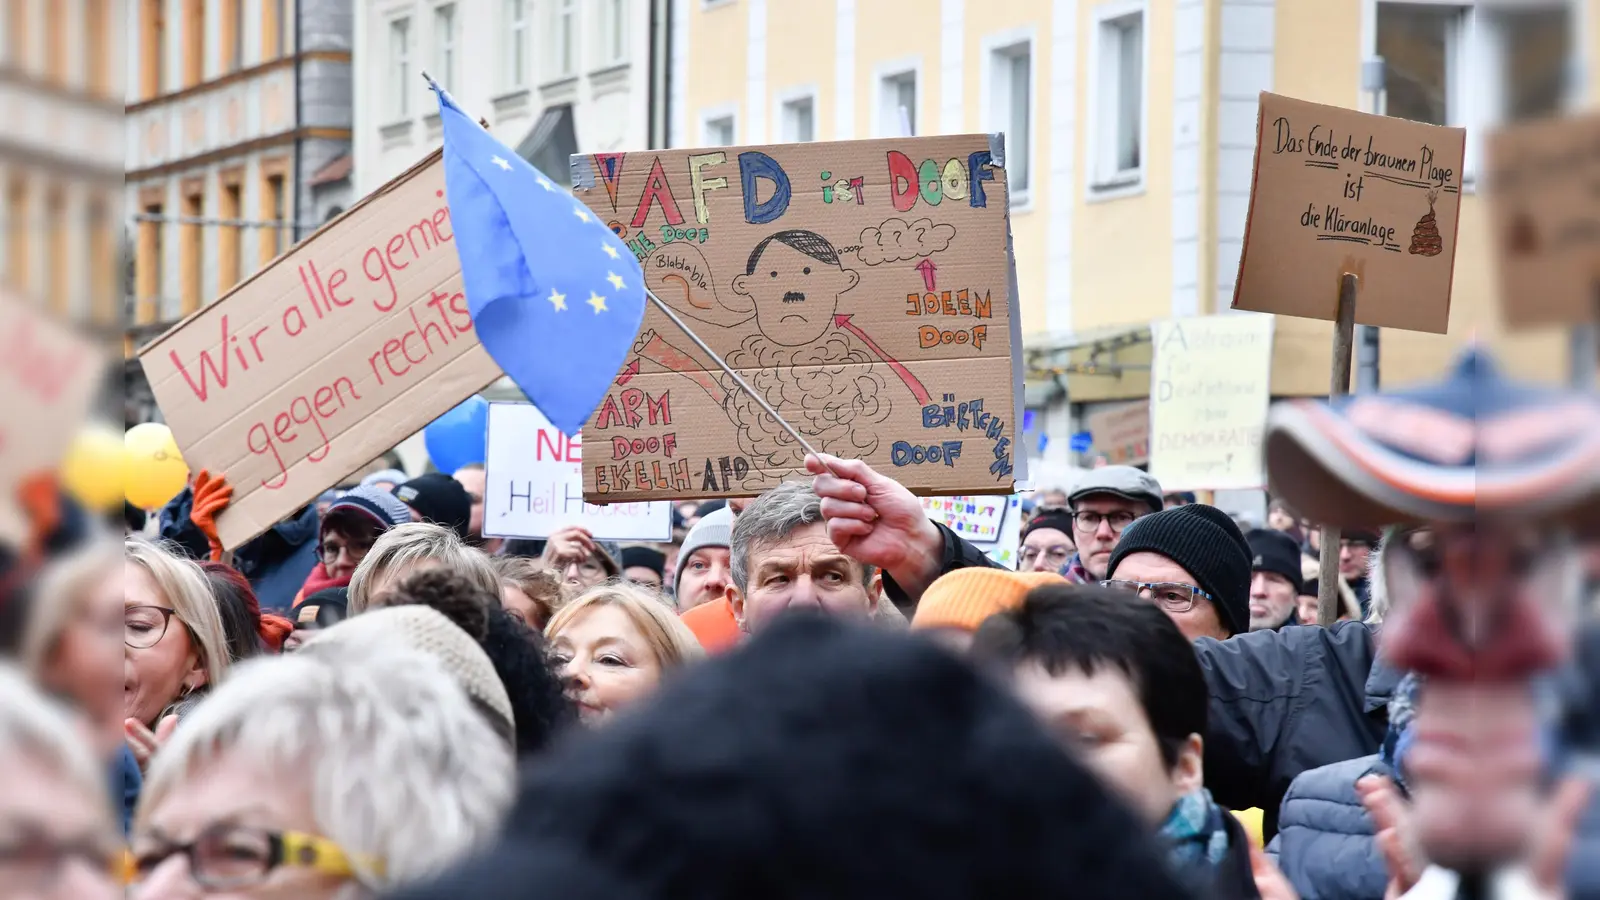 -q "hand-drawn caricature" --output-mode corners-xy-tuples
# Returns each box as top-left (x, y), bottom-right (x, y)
(730, 229), (862, 346)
